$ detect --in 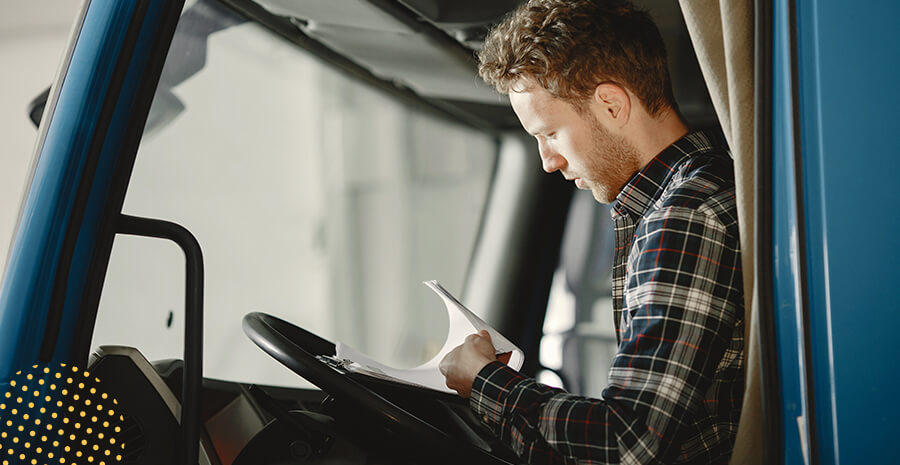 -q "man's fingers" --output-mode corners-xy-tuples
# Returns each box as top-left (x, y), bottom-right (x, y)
(439, 345), (458, 376)
(440, 334), (493, 399)
(467, 330), (492, 345)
